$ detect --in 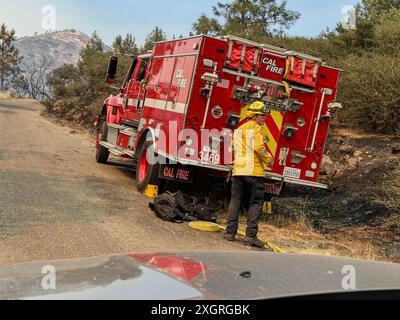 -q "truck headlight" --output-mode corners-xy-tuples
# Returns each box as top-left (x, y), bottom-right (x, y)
(311, 162), (318, 170)
(211, 106), (223, 119)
